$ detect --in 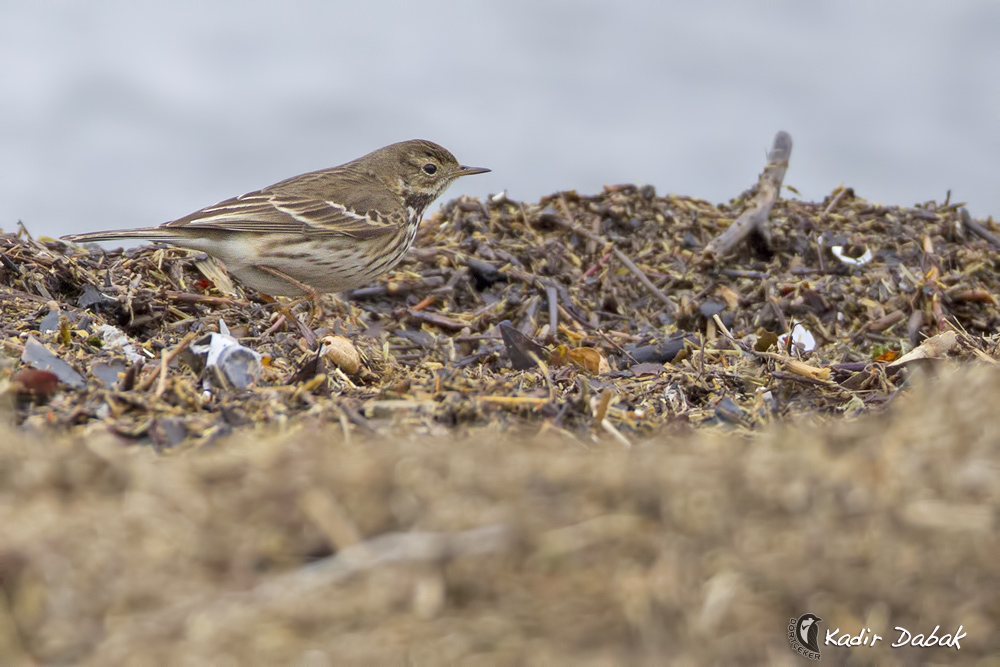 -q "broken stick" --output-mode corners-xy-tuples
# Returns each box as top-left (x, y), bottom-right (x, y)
(703, 131), (792, 258)
(960, 208), (1000, 251)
